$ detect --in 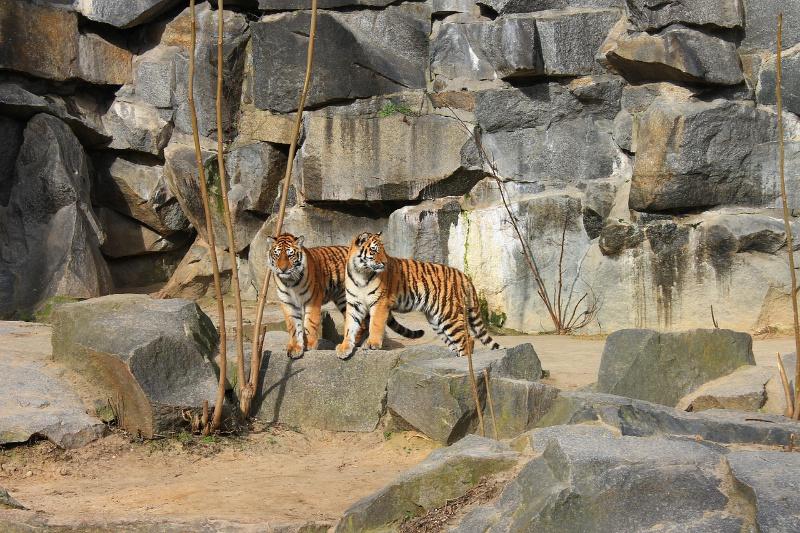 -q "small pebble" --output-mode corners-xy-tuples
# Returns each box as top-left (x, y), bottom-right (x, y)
(25, 470), (32, 478)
